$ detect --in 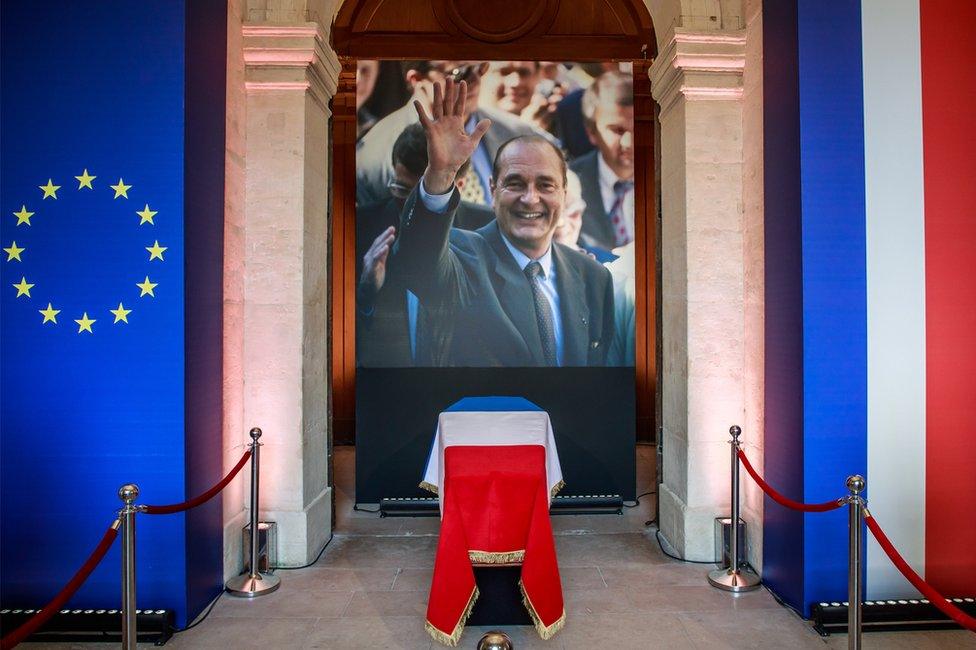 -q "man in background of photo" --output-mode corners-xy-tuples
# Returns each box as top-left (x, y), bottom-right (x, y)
(569, 71), (635, 252)
(553, 169), (617, 264)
